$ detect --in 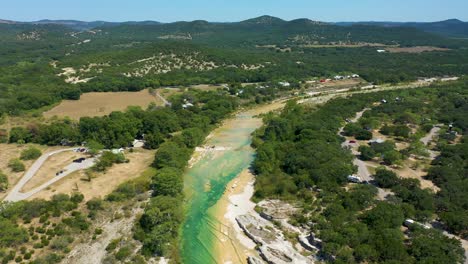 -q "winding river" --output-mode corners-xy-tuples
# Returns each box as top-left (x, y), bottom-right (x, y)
(181, 103), (284, 264)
